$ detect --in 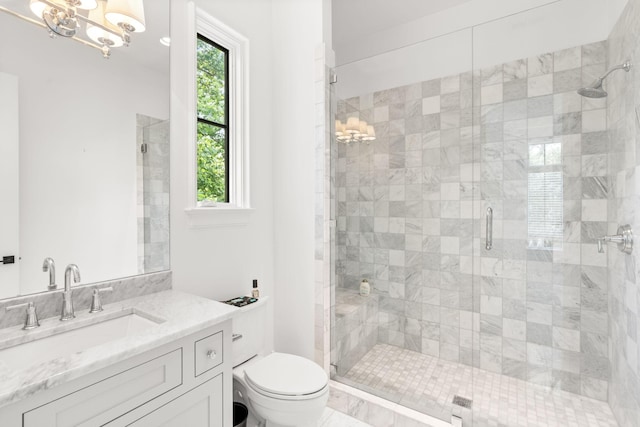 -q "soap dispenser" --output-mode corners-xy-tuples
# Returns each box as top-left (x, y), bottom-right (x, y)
(360, 279), (370, 296)
(252, 279), (260, 298)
